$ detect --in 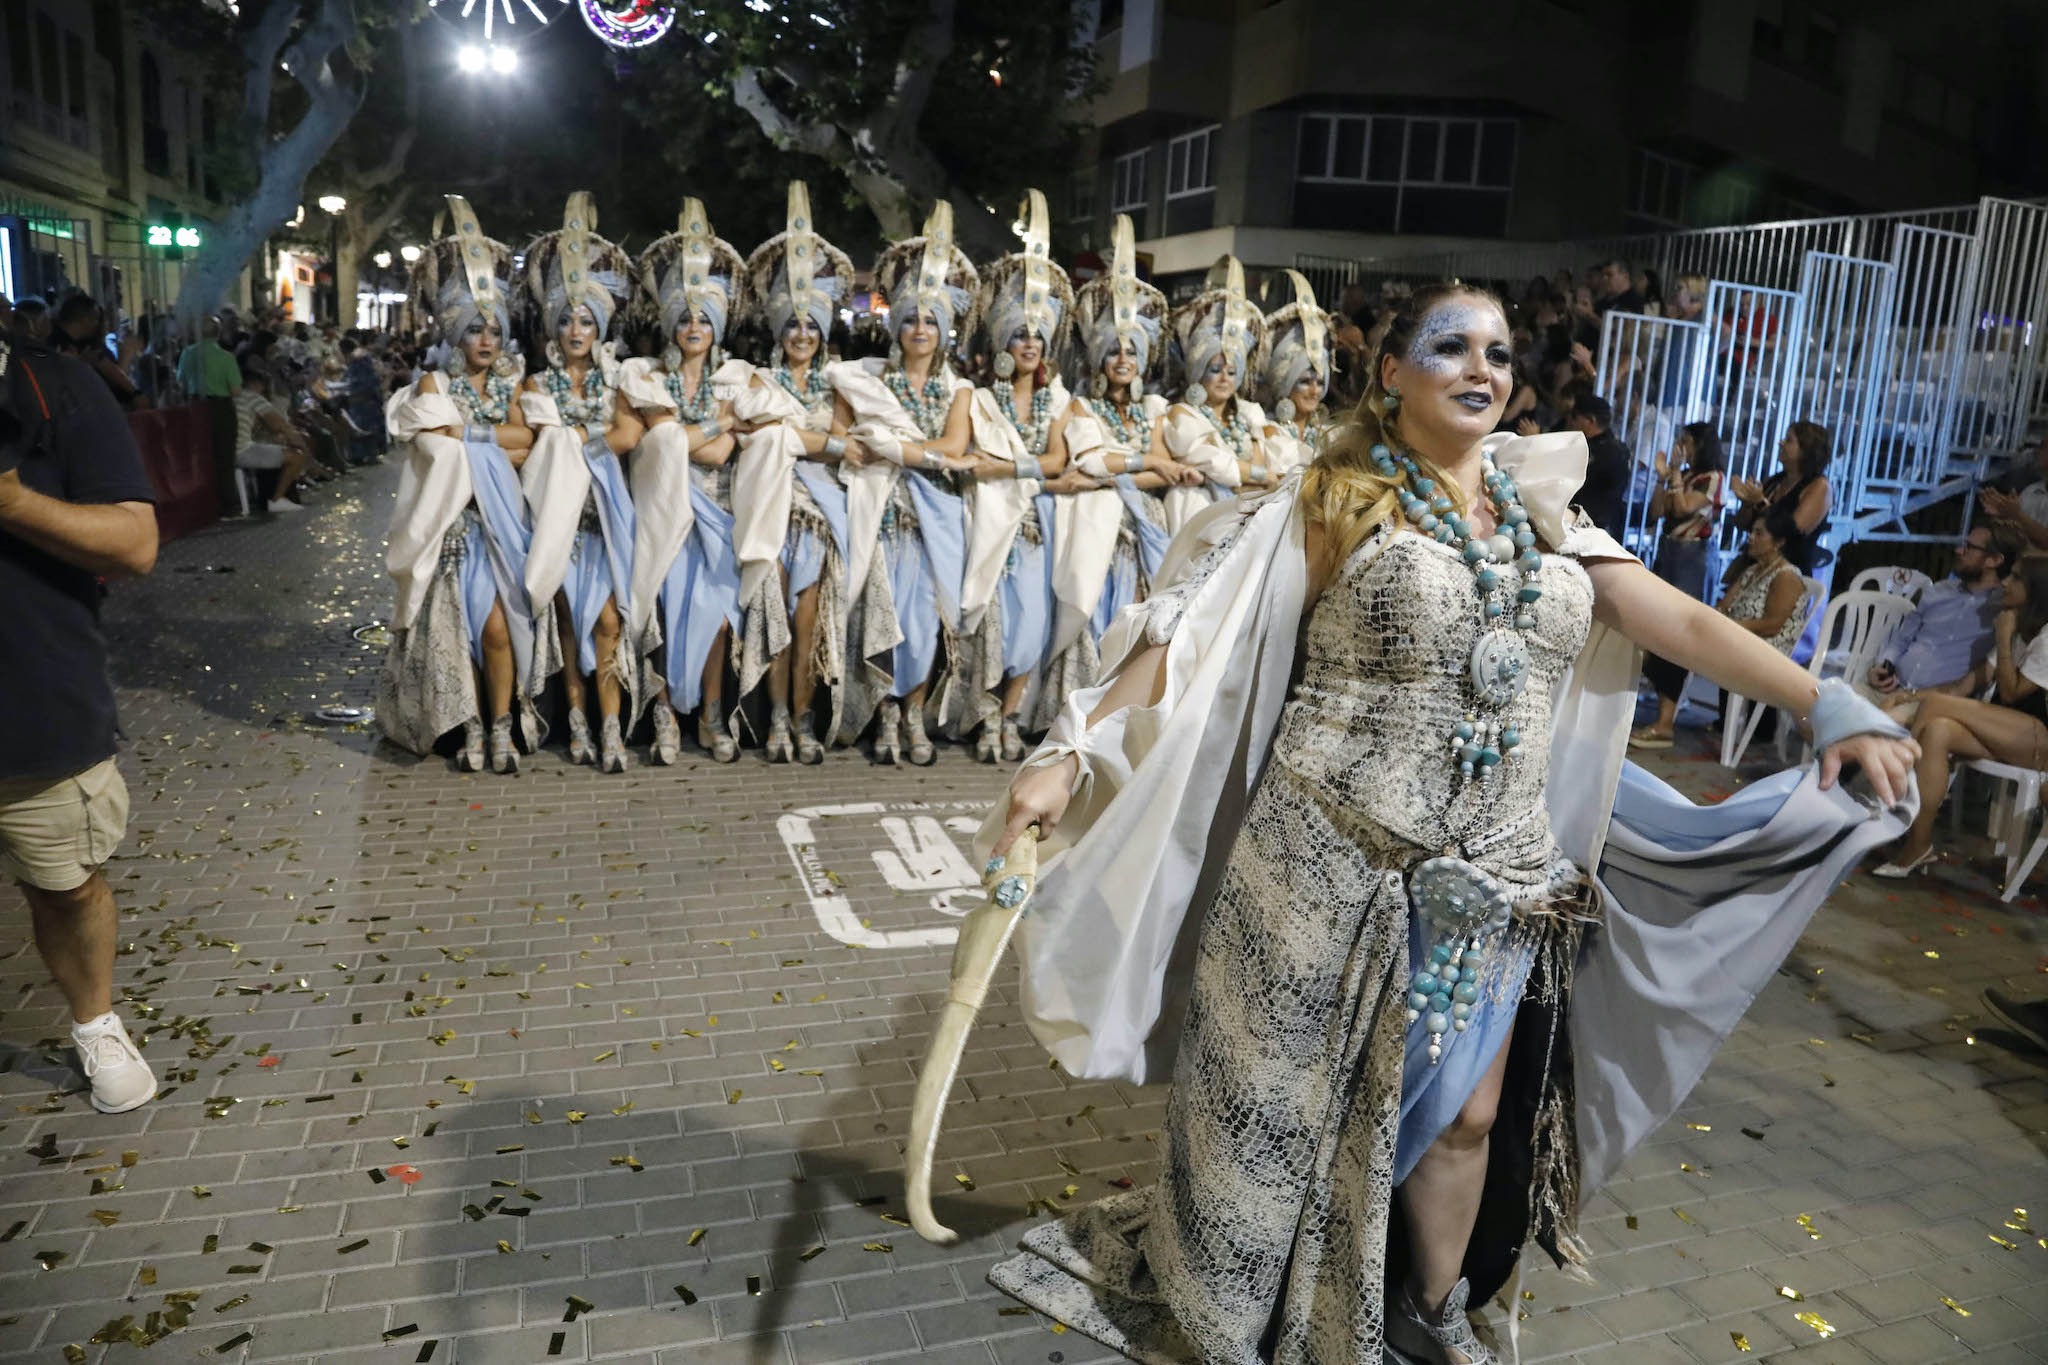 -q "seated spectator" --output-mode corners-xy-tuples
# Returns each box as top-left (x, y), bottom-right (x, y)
(232, 367), (310, 515)
(1633, 507), (1810, 748)
(1875, 556), (2048, 877)
(1979, 432), (2048, 552)
(1594, 258), (1644, 317)
(1648, 422), (1727, 598)
(1863, 524), (2019, 701)
(1568, 392), (1632, 539)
